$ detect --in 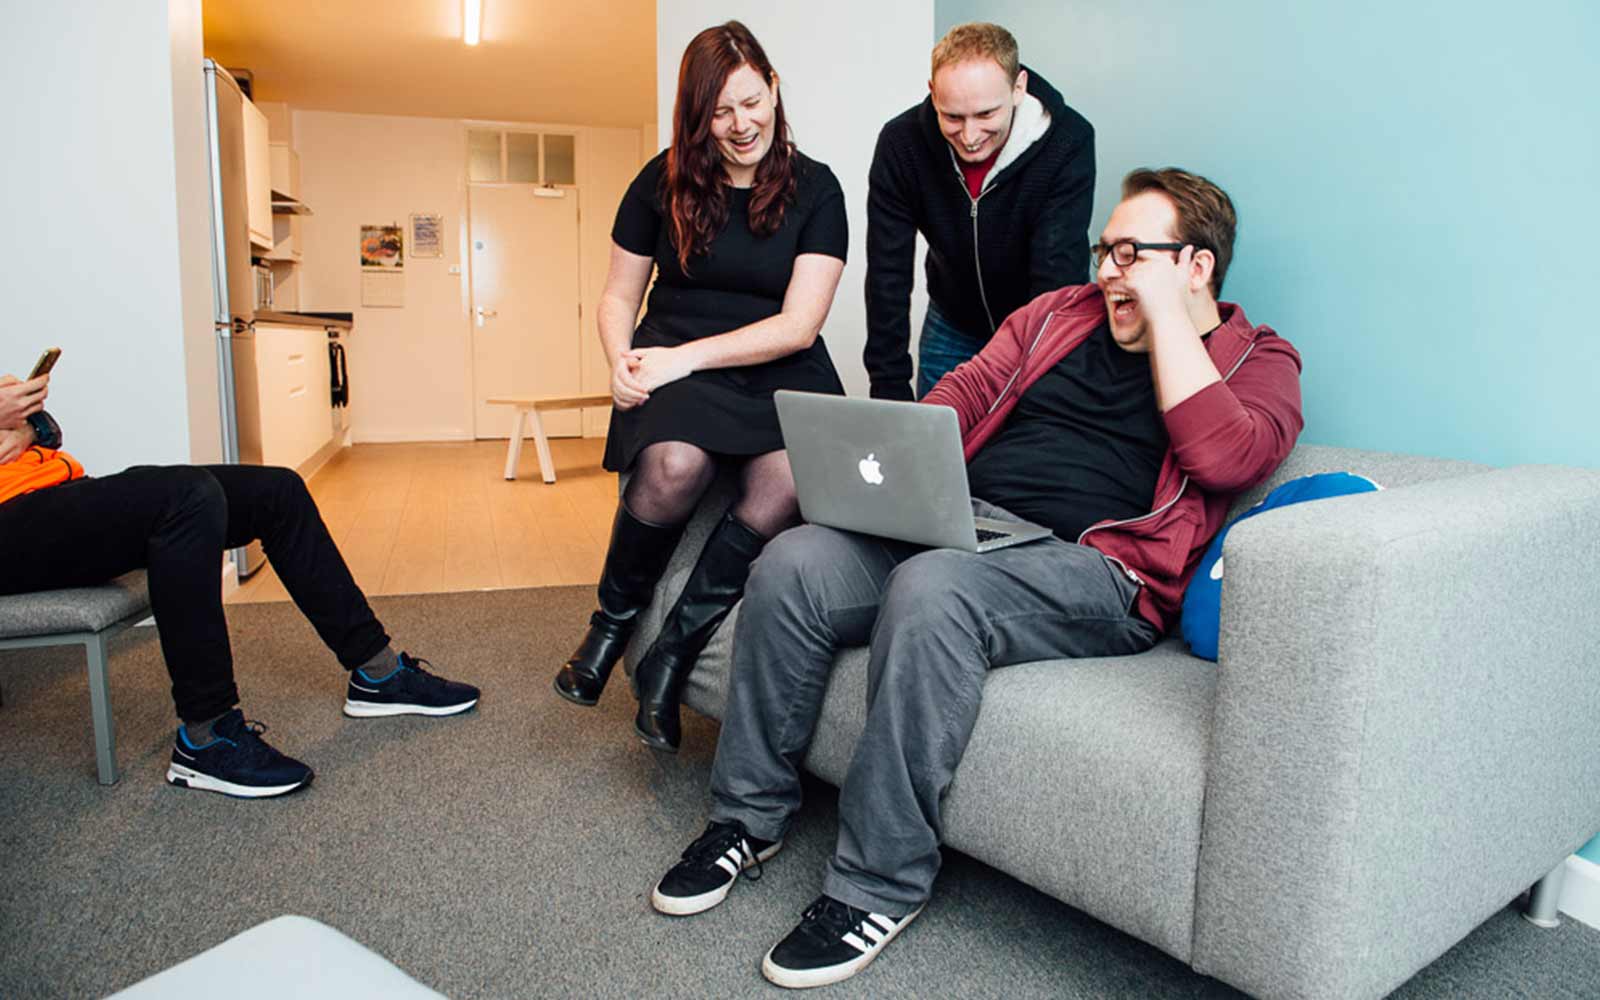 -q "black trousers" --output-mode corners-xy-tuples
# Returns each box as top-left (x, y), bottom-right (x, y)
(0, 464), (388, 721)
